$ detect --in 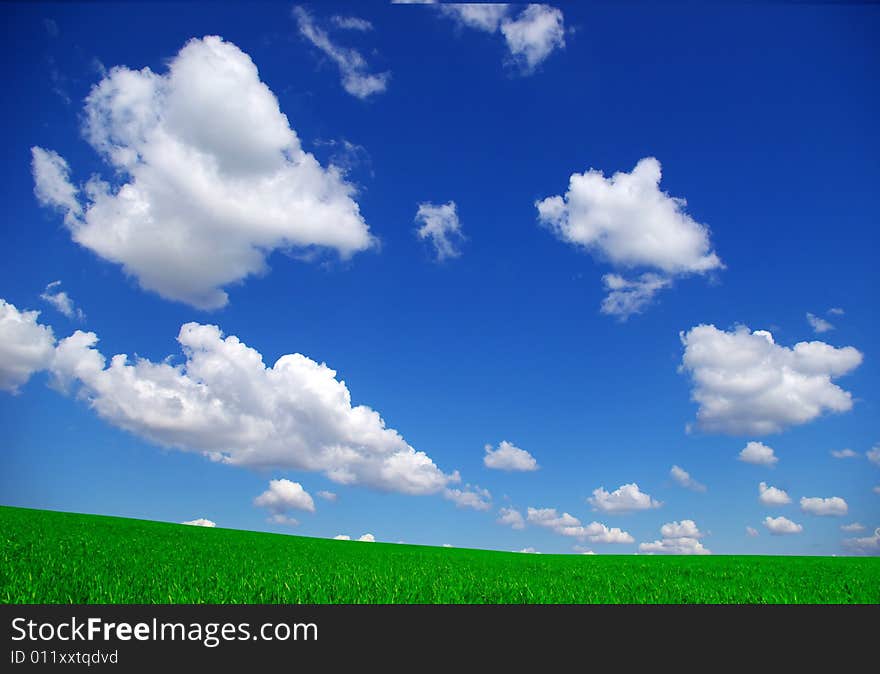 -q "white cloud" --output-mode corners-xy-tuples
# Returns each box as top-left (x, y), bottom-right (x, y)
(842, 528), (880, 555)
(440, 4), (565, 72)
(317, 490), (337, 502)
(294, 7), (389, 98)
(800, 496), (848, 517)
(680, 325), (862, 435)
(600, 273), (672, 320)
(526, 507), (590, 538)
(639, 537), (711, 555)
(31, 147), (81, 223)
(441, 4), (510, 32)
(32, 36), (374, 310)
(738, 441), (779, 467)
(415, 201), (465, 261)
(268, 514), (300, 526)
(670, 465), (706, 492)
(331, 15), (374, 31)
(181, 518), (216, 527)
(334, 532), (375, 541)
(518, 547), (540, 554)
(828, 307), (845, 316)
(831, 448), (858, 459)
(585, 522), (635, 544)
(442, 543), (453, 548)
(806, 312), (834, 334)
(639, 520), (710, 555)
(499, 4), (566, 72)
(536, 157), (722, 274)
(255, 479), (316, 523)
(0, 299), (56, 393)
(587, 483), (661, 514)
(746, 526), (759, 537)
(573, 545), (595, 555)
(497, 506), (526, 530)
(660, 520), (704, 539)
(758, 481), (791, 506)
(874, 486), (880, 495)
(763, 516), (803, 535)
(867, 446), (880, 466)
(526, 508), (633, 543)
(537, 158), (722, 318)
(48, 320), (456, 496)
(483, 440), (539, 472)
(841, 522), (865, 533)
(444, 484), (492, 510)
(40, 281), (85, 321)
